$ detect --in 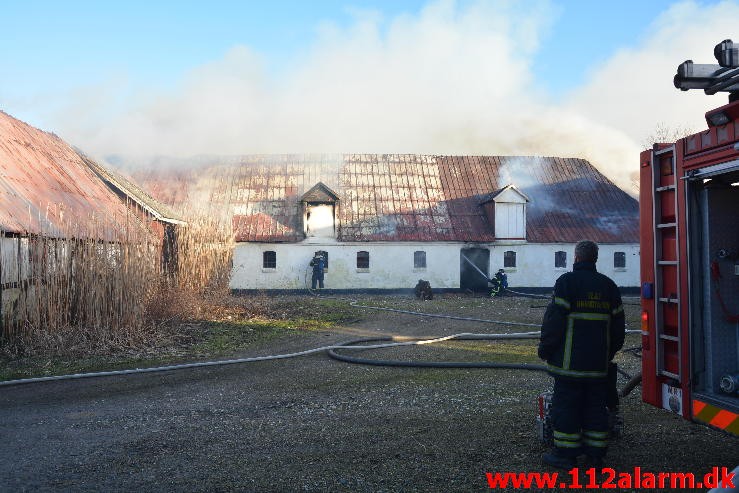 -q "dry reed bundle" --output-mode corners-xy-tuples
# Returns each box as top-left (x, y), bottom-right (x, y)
(173, 214), (234, 293)
(0, 208), (161, 354)
(169, 168), (236, 294)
